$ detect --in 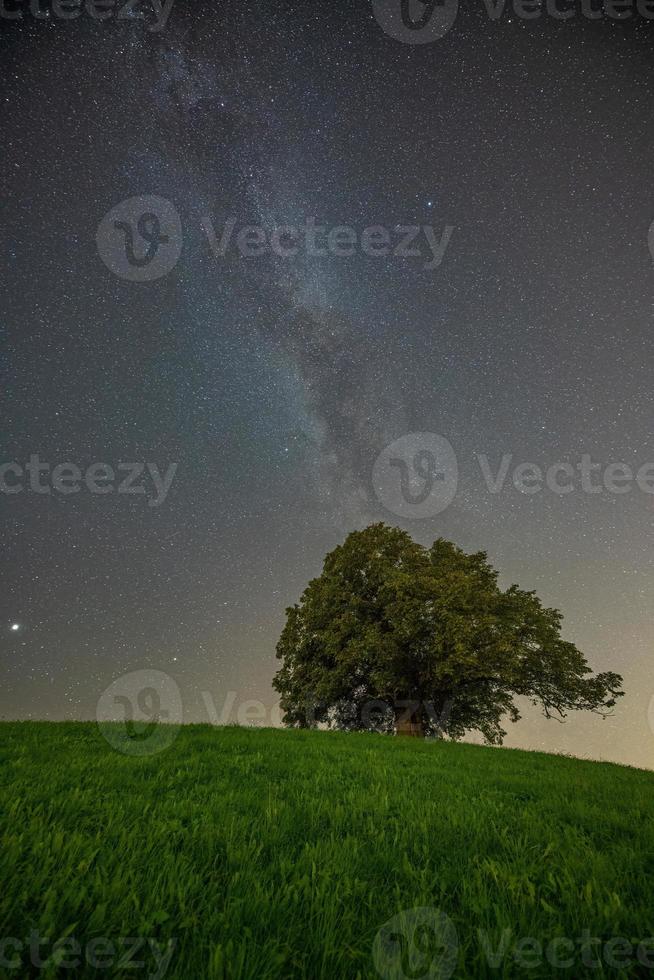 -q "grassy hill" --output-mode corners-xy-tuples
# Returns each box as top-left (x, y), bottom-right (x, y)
(1, 722), (653, 978)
